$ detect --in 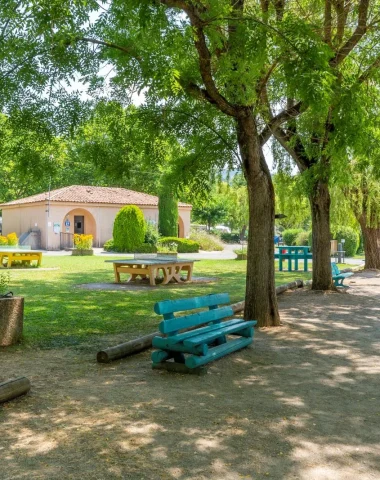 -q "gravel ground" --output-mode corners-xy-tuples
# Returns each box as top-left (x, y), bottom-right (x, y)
(0, 270), (379, 480)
